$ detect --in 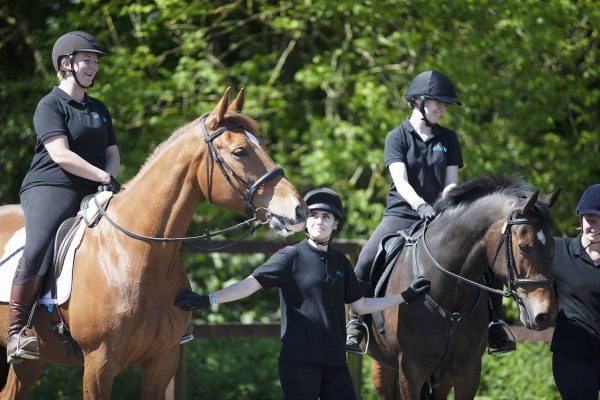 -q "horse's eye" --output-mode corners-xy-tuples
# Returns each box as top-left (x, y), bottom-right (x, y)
(232, 147), (247, 157)
(518, 244), (531, 253)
